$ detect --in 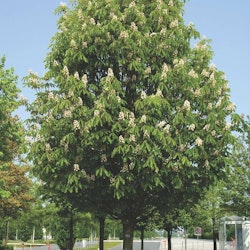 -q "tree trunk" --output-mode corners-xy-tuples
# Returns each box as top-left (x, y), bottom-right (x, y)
(32, 226), (35, 243)
(68, 212), (75, 250)
(212, 218), (217, 250)
(4, 221), (9, 246)
(140, 228), (144, 250)
(123, 221), (135, 250)
(167, 228), (172, 250)
(99, 217), (105, 250)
